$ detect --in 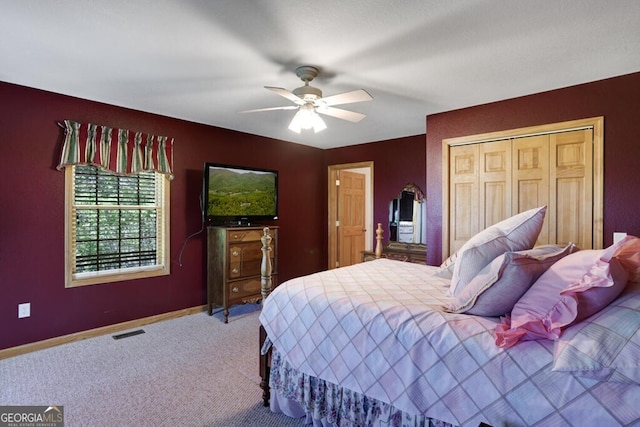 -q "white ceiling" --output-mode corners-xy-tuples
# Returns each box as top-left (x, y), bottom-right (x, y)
(1, 1), (639, 149)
